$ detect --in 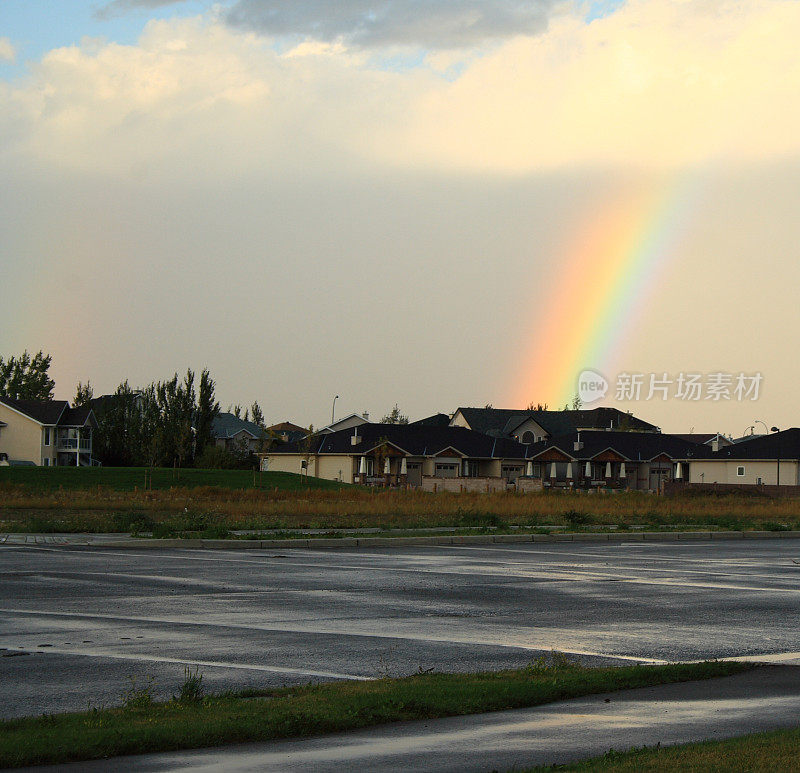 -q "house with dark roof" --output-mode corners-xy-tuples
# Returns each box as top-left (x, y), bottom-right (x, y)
(266, 421), (307, 444)
(676, 429), (800, 487)
(0, 397), (98, 466)
(211, 413), (268, 454)
(261, 422), (530, 489)
(523, 430), (703, 491)
(450, 406), (659, 444)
